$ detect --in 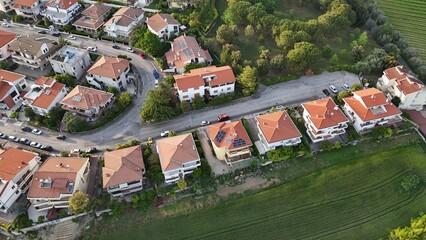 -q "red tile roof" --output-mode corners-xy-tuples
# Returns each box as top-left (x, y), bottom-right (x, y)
(81, 4), (111, 18)
(0, 30), (16, 48)
(32, 82), (66, 110)
(165, 36), (212, 71)
(302, 98), (348, 129)
(105, 7), (144, 27)
(383, 66), (423, 95)
(87, 56), (129, 79)
(156, 133), (200, 172)
(102, 145), (145, 188)
(256, 111), (301, 143)
(343, 88), (402, 121)
(45, 0), (78, 9)
(60, 85), (113, 110)
(35, 76), (55, 86)
(0, 148), (38, 181)
(0, 81), (12, 100)
(207, 120), (252, 150)
(14, 0), (38, 8)
(0, 70), (25, 83)
(174, 66), (235, 92)
(146, 13), (180, 33)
